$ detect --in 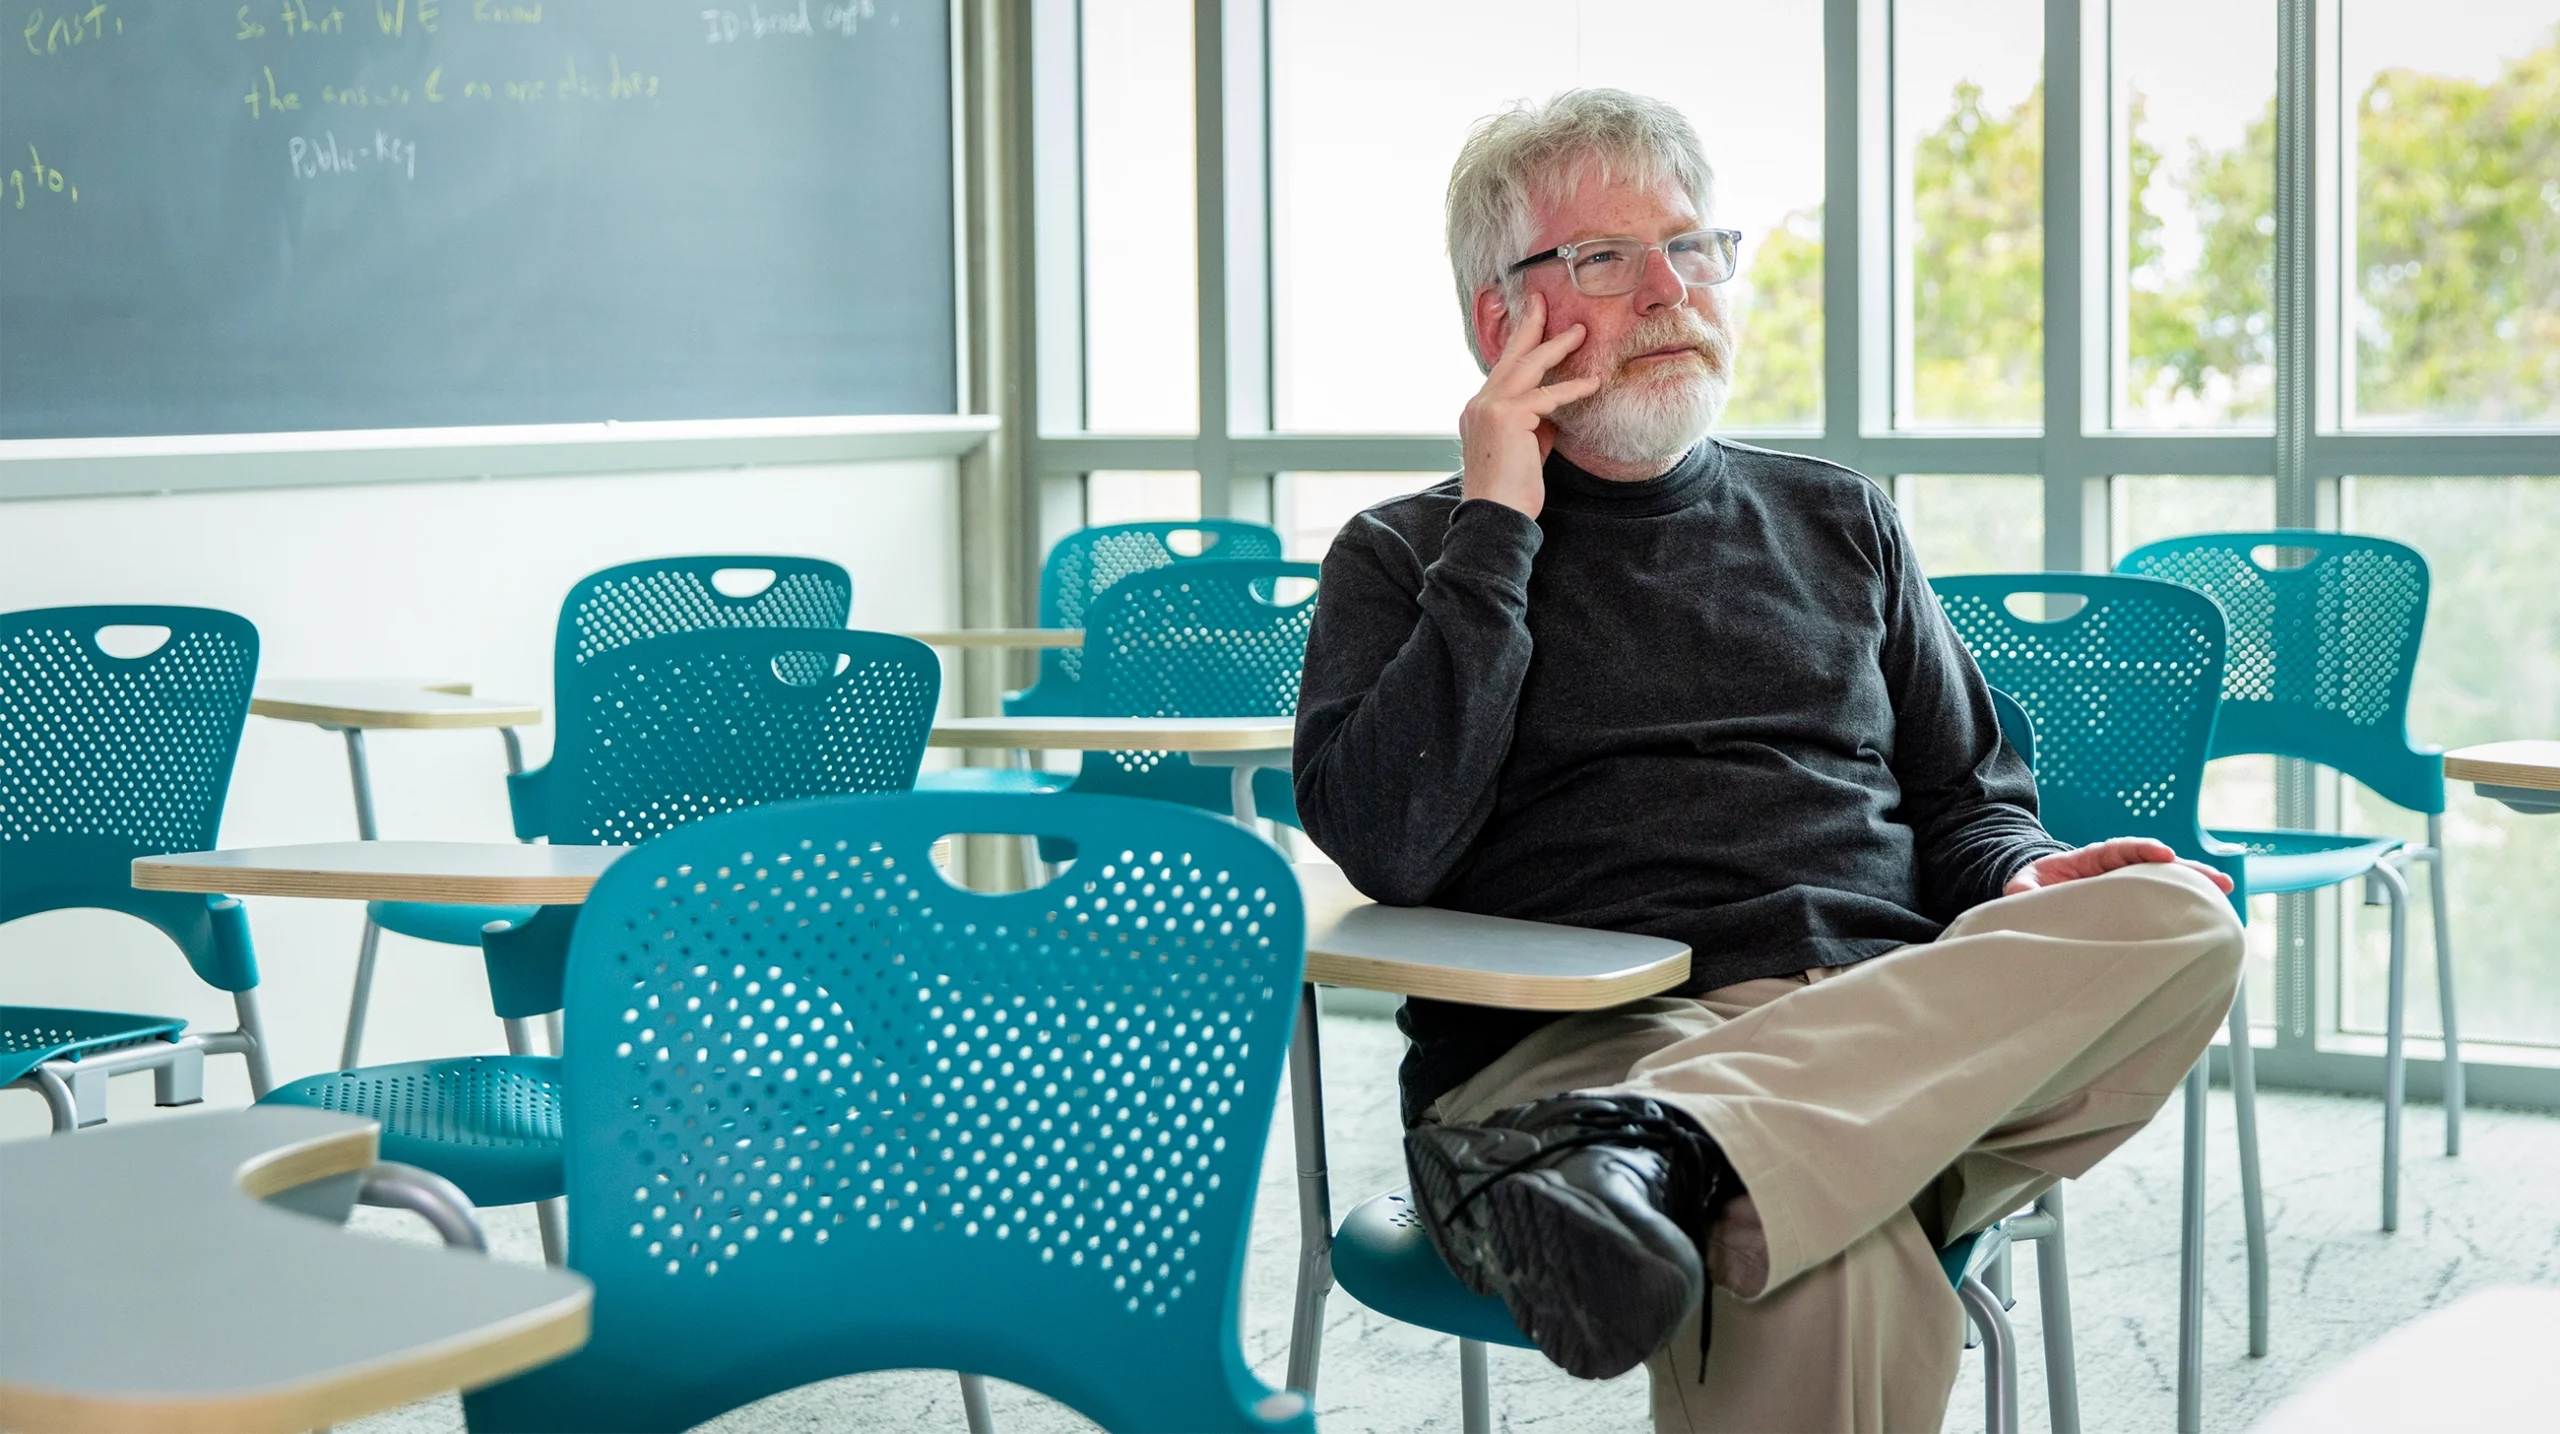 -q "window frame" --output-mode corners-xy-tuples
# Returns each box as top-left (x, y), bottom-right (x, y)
(1017, 0), (2560, 1106)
